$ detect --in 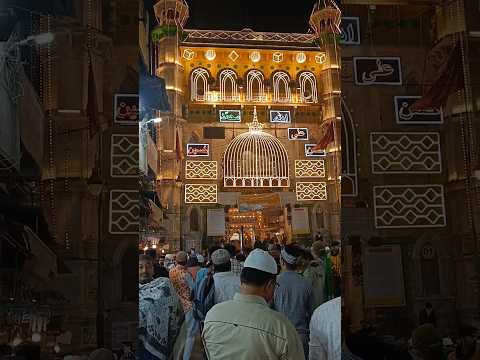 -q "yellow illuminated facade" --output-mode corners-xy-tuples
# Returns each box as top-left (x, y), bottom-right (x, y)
(152, 0), (341, 249)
